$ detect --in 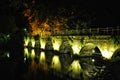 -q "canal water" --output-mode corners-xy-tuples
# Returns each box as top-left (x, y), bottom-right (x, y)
(0, 32), (120, 80)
